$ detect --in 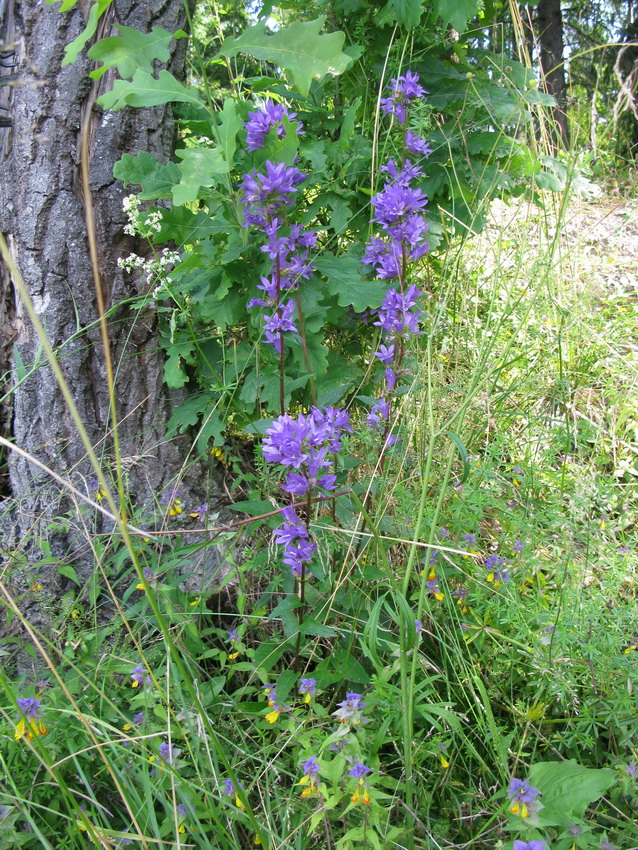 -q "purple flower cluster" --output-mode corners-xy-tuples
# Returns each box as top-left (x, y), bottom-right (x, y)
(245, 99), (304, 152)
(362, 161), (429, 281)
(239, 102), (321, 354)
(240, 161), (306, 228)
(333, 691), (367, 725)
(484, 553), (511, 585)
(263, 406), (351, 576)
(246, 218), (318, 353)
(262, 406), (350, 496)
(362, 71), (431, 433)
(380, 71), (427, 124)
(508, 777), (541, 819)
